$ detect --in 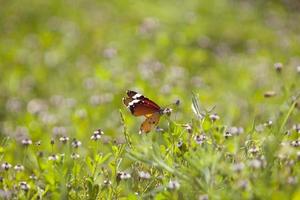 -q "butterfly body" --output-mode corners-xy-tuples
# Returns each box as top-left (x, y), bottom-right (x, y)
(123, 90), (163, 133)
